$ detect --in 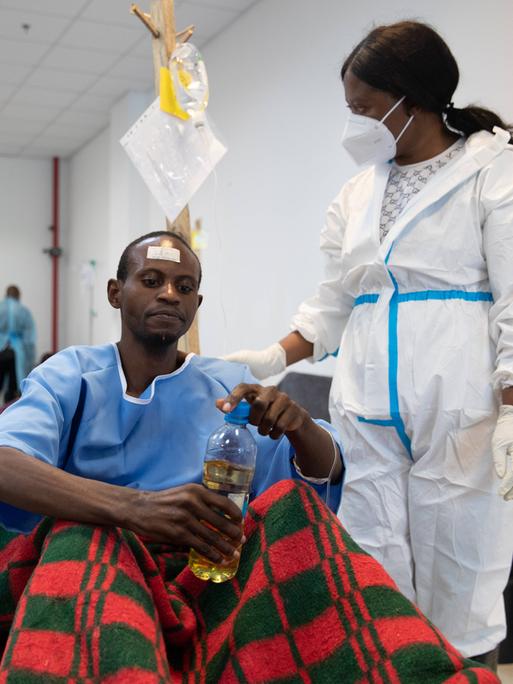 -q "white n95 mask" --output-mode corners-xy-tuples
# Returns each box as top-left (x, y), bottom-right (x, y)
(341, 96), (414, 166)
